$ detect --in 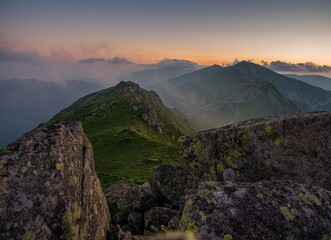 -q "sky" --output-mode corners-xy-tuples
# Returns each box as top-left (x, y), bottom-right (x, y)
(0, 0), (330, 77)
